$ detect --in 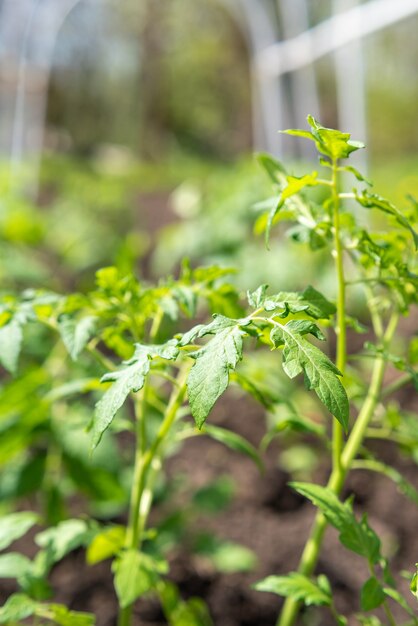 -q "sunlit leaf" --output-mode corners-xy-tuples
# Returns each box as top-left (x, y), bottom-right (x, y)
(270, 322), (349, 430)
(187, 316), (248, 427)
(92, 341), (179, 448)
(0, 319), (23, 374)
(0, 553), (31, 578)
(113, 550), (165, 608)
(0, 512), (39, 551)
(35, 519), (93, 564)
(254, 572), (331, 606)
(58, 315), (97, 361)
(86, 526), (125, 565)
(0, 594), (37, 623)
(282, 115), (364, 160)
